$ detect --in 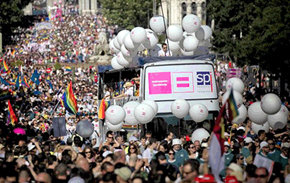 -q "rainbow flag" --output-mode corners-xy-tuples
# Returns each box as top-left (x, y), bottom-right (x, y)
(11, 49), (15, 56)
(65, 66), (72, 72)
(21, 76), (30, 88)
(7, 100), (17, 126)
(61, 81), (78, 114)
(3, 60), (9, 72)
(226, 89), (239, 122)
(15, 75), (21, 88)
(98, 98), (110, 119)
